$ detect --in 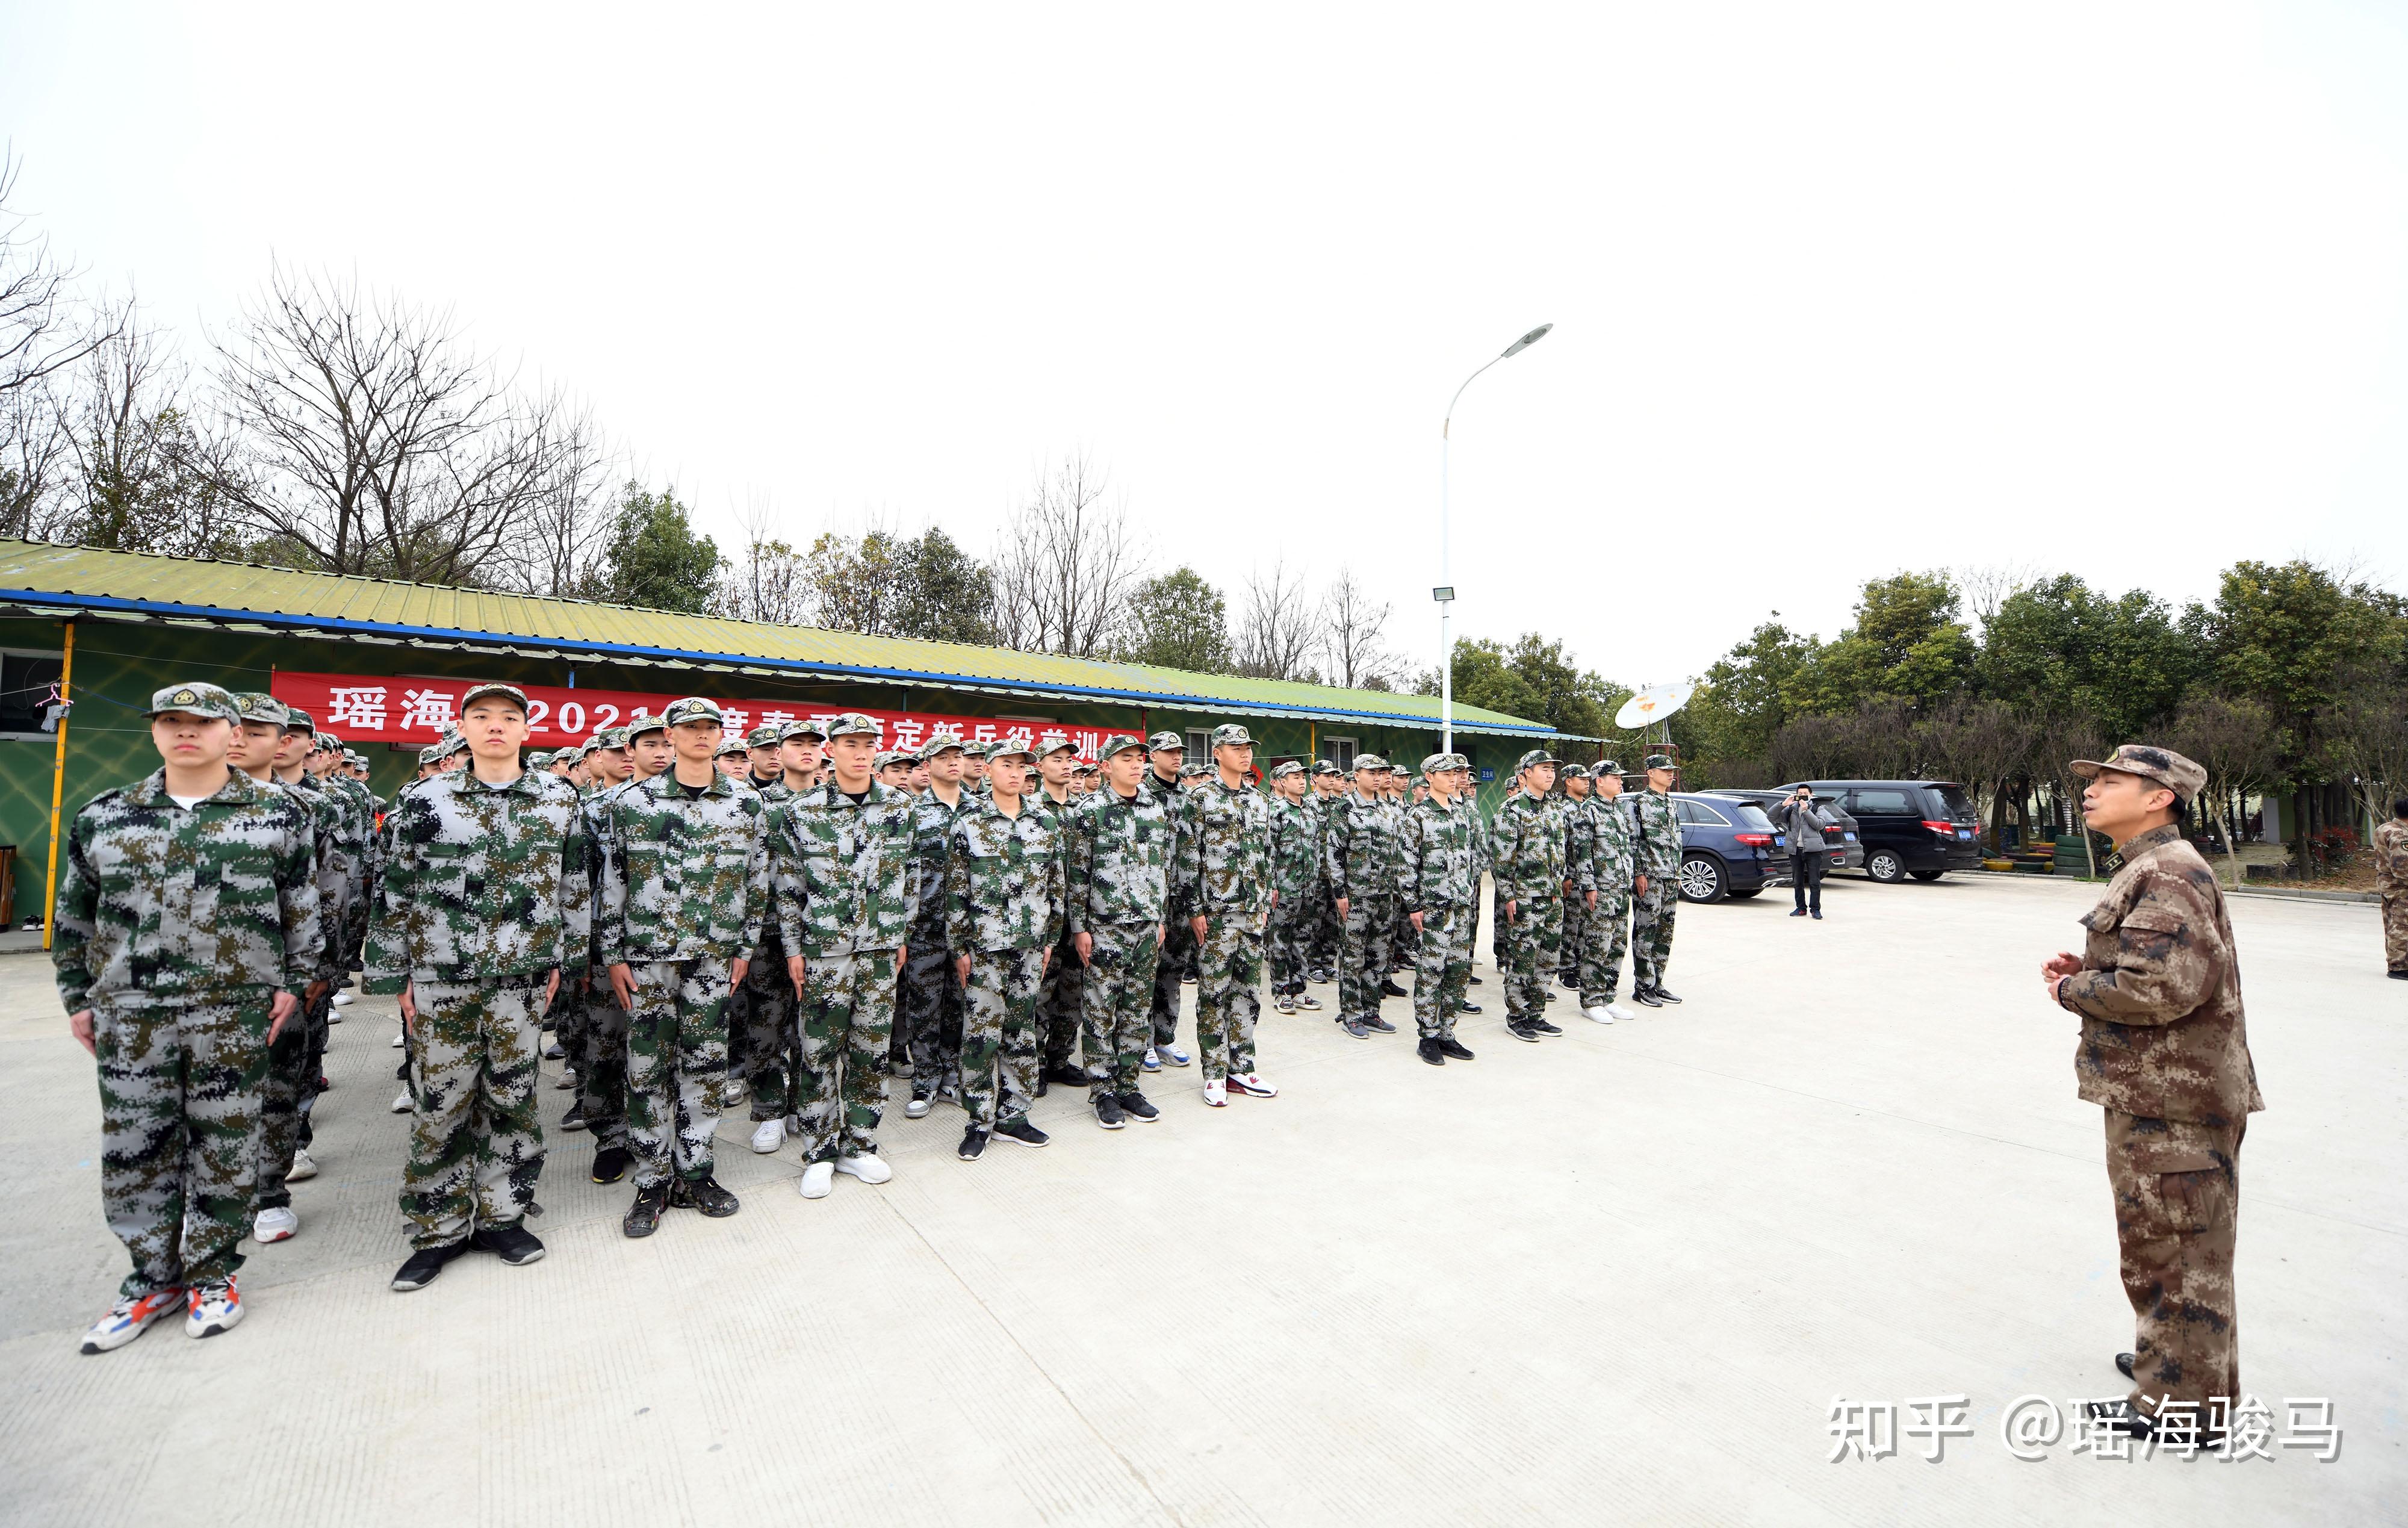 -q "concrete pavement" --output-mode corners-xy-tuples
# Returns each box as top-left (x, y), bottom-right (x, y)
(1, 872), (2399, 1526)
